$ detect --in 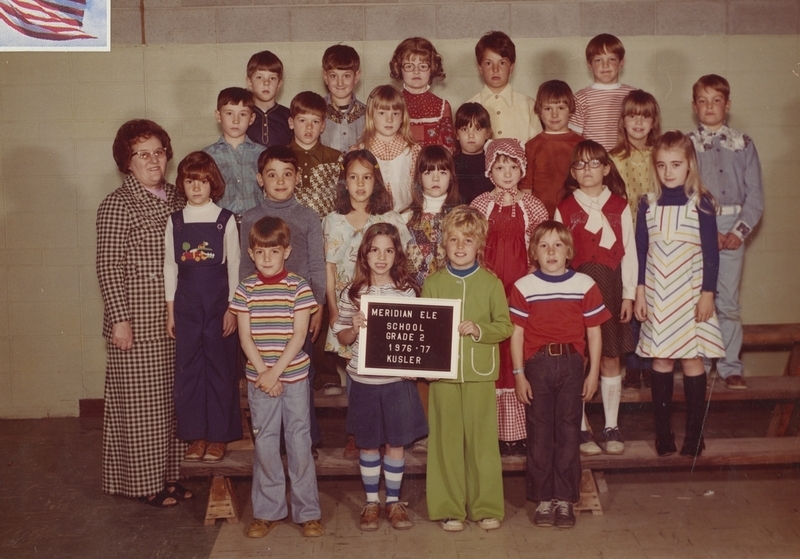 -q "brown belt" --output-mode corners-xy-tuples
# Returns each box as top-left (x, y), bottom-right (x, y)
(537, 343), (577, 357)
